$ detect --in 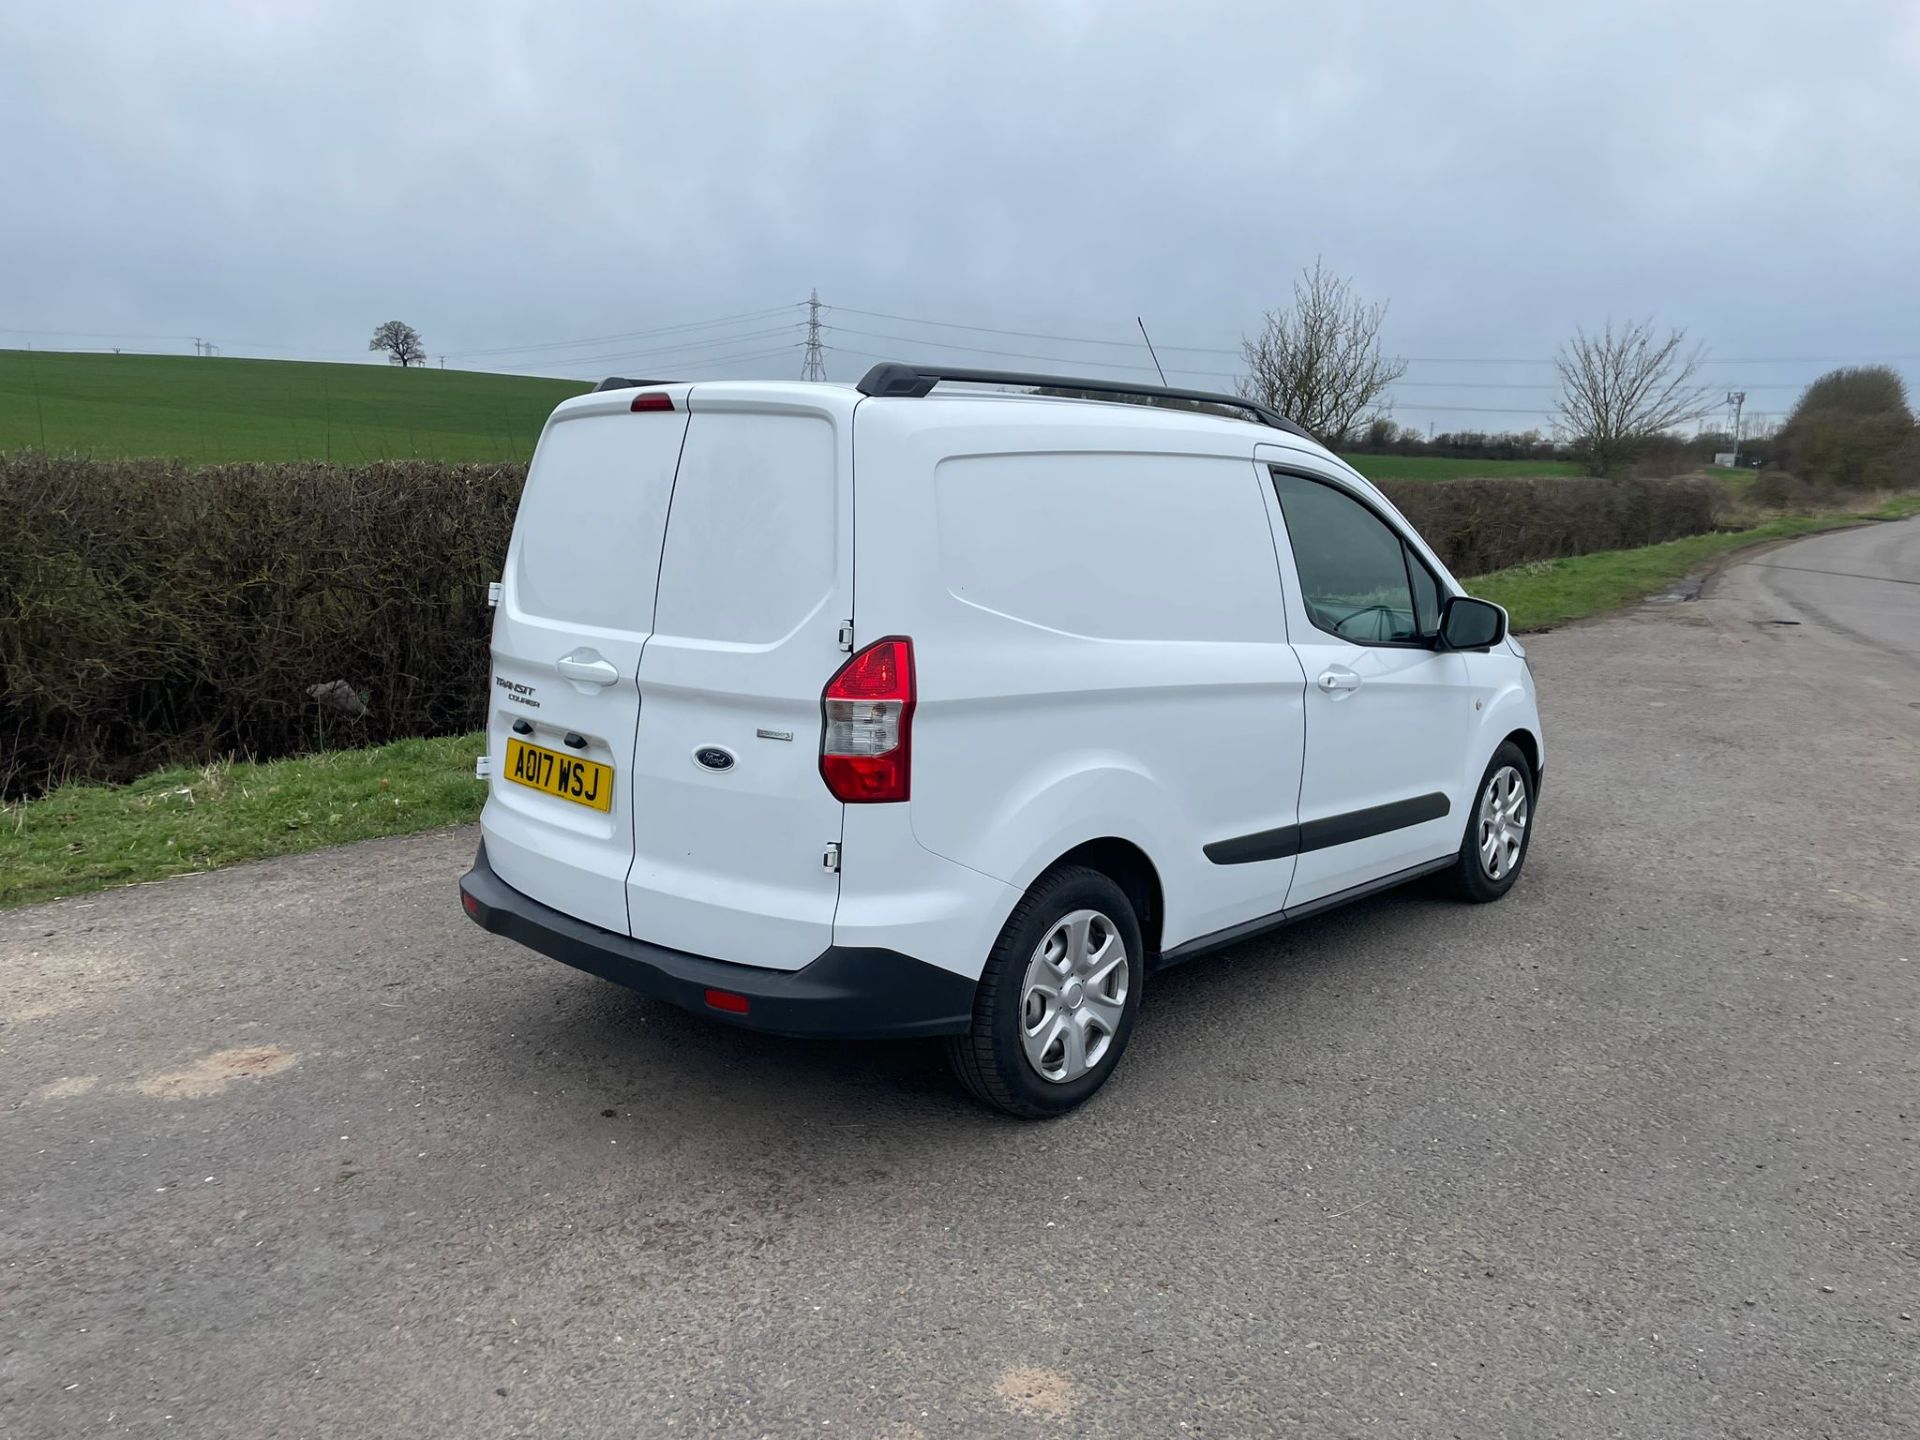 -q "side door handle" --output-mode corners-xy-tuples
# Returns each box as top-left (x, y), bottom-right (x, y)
(1317, 667), (1362, 694)
(556, 649), (619, 686)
